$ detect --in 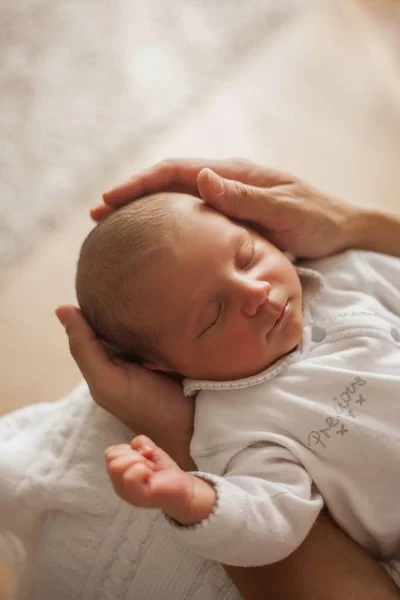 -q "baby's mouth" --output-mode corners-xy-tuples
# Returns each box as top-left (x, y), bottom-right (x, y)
(271, 300), (289, 330)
